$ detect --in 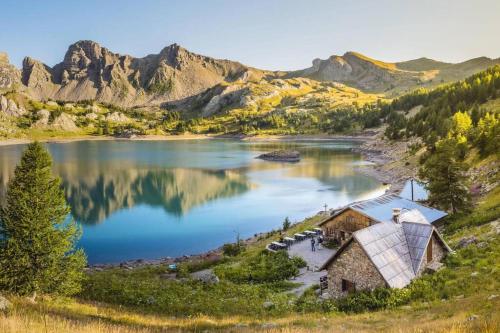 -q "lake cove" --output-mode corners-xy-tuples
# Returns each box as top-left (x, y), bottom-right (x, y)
(0, 139), (387, 264)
